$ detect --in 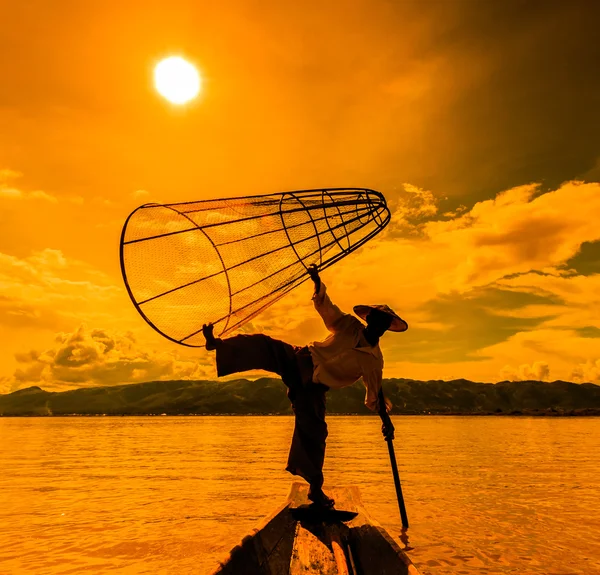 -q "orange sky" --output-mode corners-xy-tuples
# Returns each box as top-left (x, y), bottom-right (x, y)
(2, 0), (600, 392)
